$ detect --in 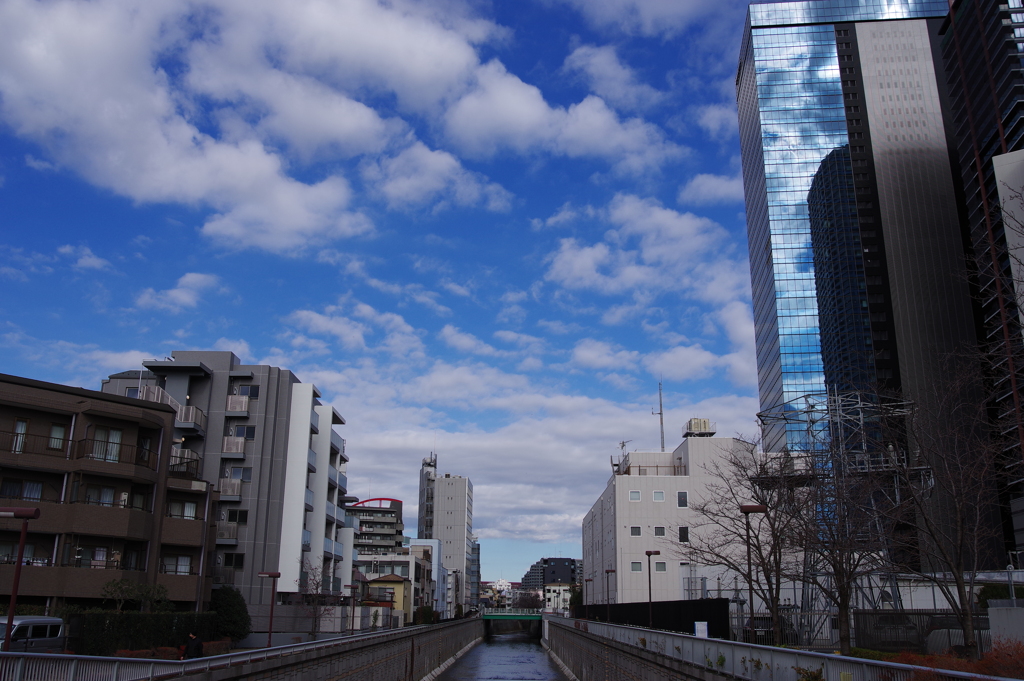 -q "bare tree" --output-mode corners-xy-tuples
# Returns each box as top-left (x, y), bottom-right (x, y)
(689, 438), (803, 646)
(297, 559), (336, 637)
